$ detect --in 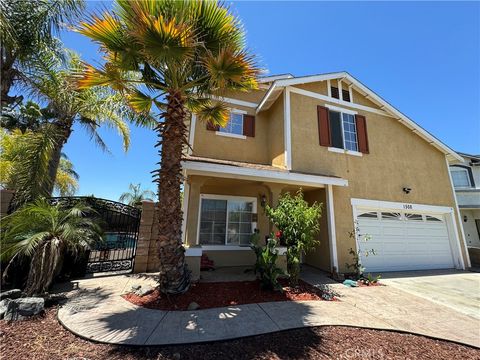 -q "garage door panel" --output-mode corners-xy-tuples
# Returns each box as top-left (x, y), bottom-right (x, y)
(356, 209), (454, 272)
